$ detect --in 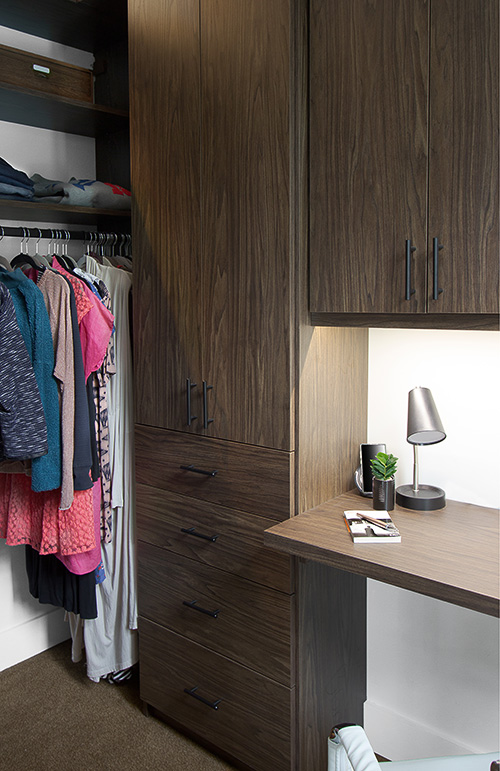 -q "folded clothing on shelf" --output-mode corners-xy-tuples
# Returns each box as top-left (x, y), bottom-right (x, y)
(0, 158), (34, 200)
(30, 174), (131, 209)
